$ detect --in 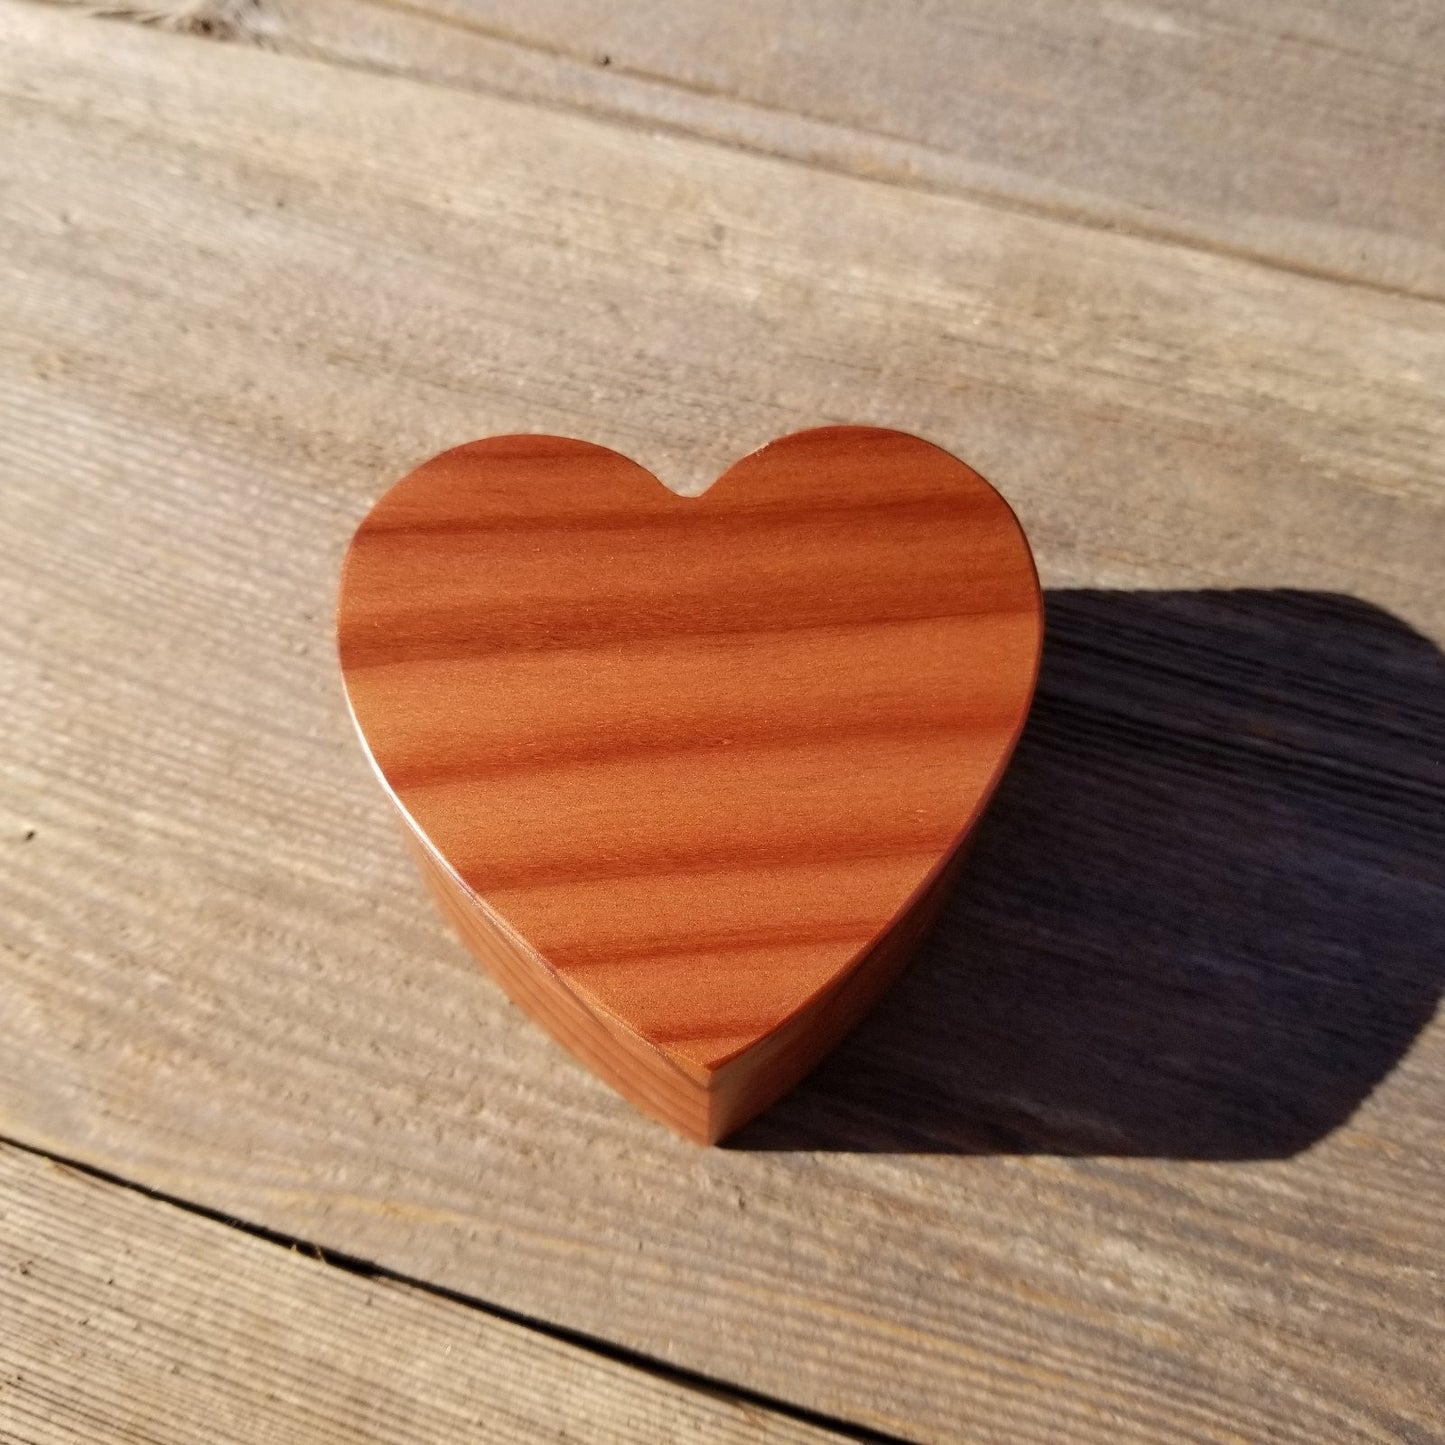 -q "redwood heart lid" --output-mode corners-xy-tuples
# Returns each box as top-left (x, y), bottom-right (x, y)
(338, 426), (1042, 1141)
